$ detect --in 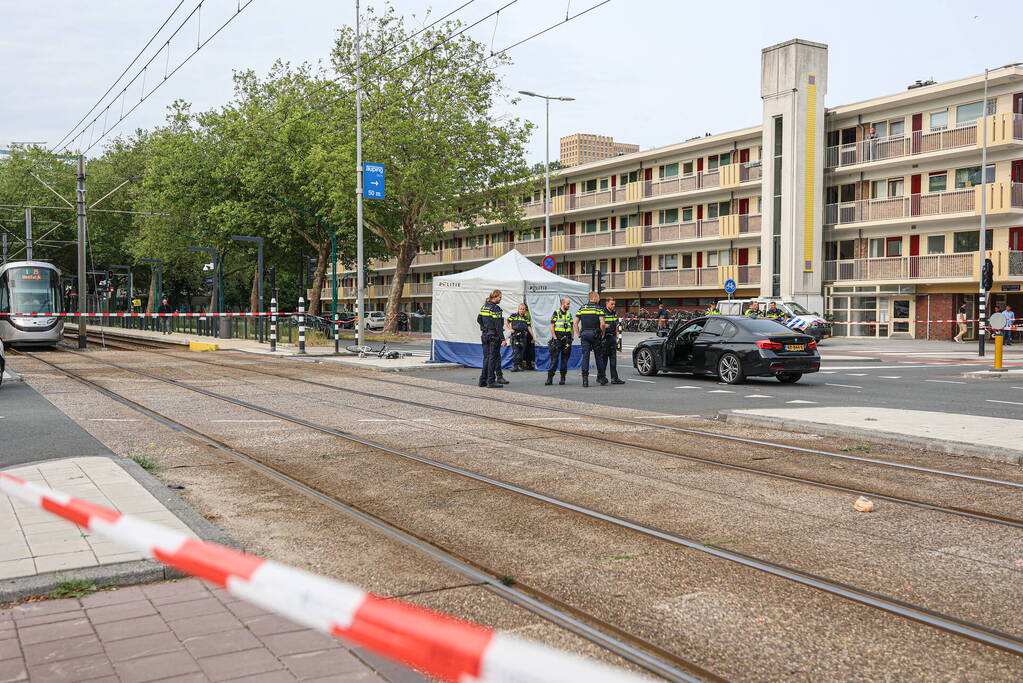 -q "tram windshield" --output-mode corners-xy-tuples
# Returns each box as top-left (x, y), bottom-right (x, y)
(1, 267), (63, 314)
